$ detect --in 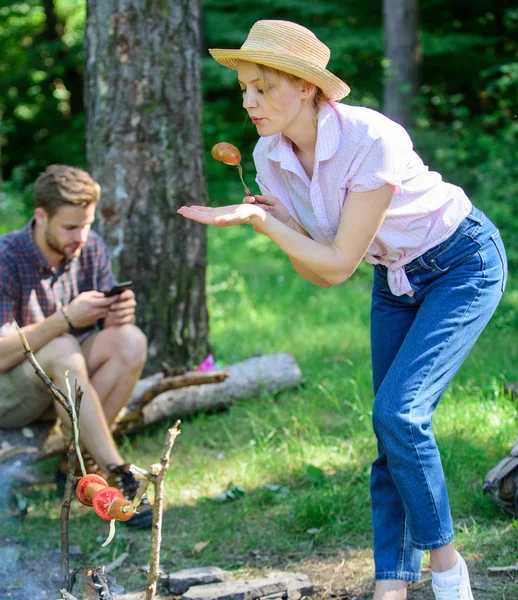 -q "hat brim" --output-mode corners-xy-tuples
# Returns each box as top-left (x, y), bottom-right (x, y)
(209, 48), (350, 102)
